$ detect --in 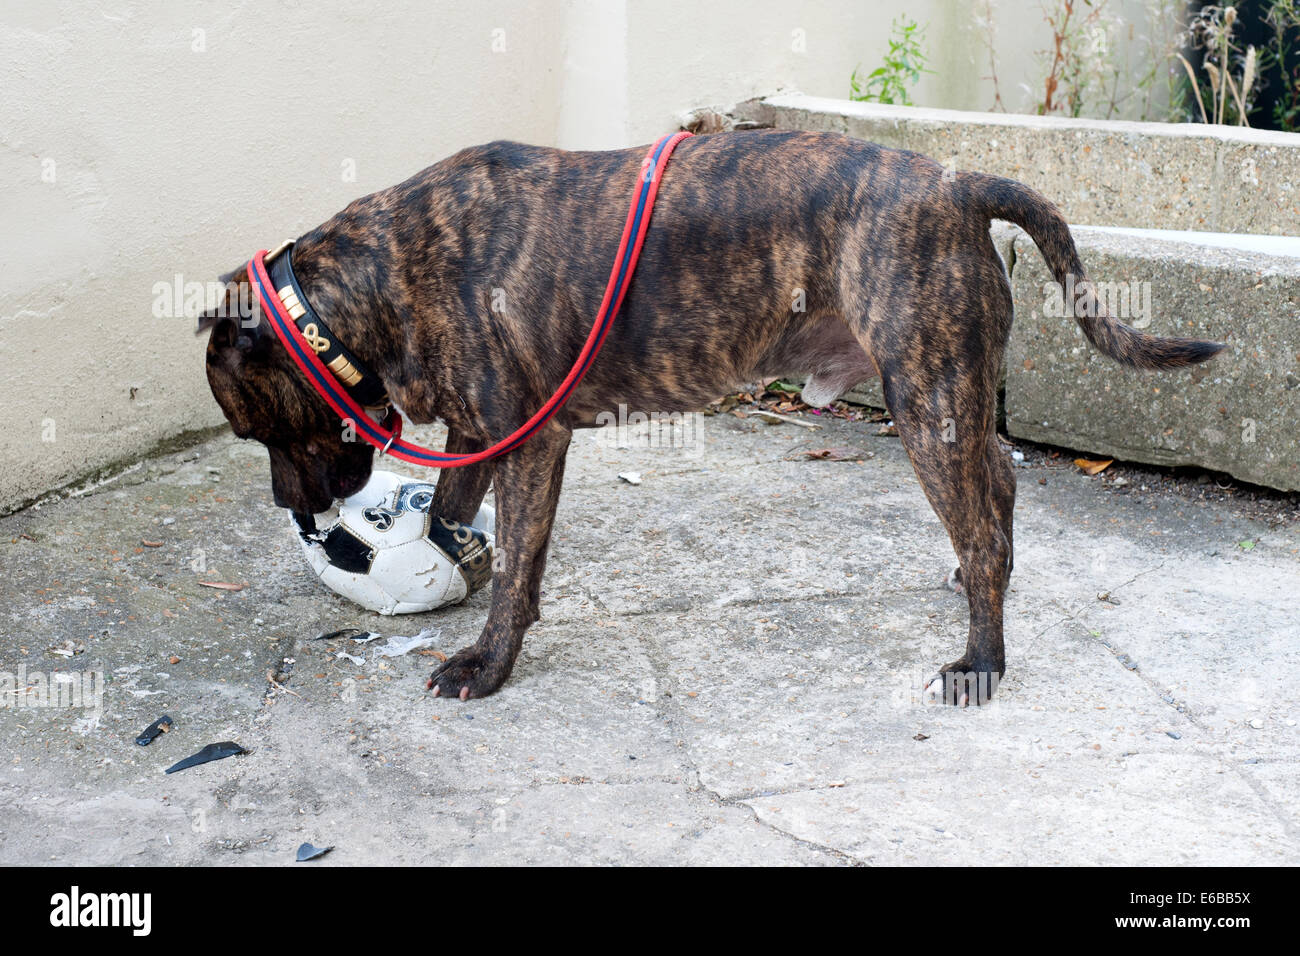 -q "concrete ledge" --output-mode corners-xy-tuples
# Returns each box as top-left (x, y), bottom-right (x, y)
(736, 94), (1300, 235)
(1006, 226), (1300, 491)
